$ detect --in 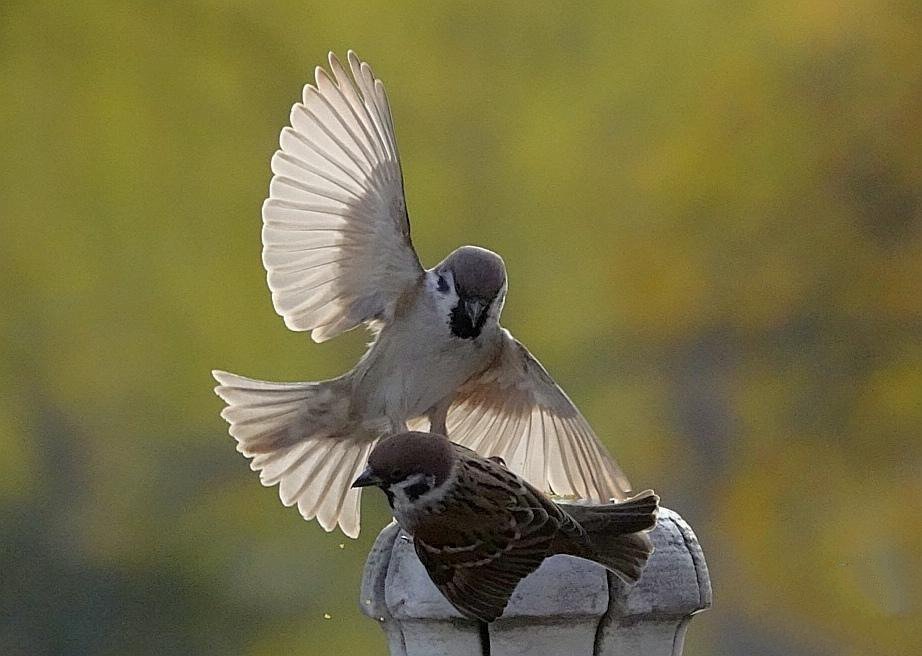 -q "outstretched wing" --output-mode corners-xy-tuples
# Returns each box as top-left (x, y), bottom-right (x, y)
(262, 51), (423, 342)
(446, 330), (632, 501)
